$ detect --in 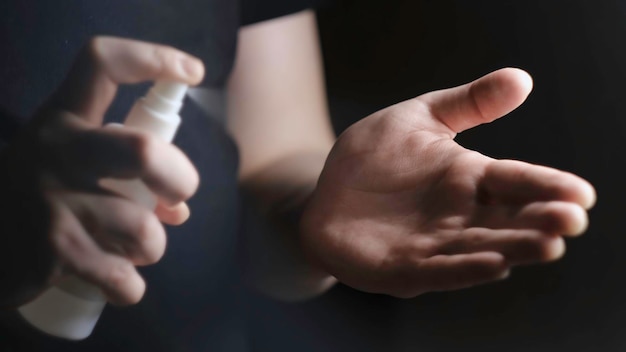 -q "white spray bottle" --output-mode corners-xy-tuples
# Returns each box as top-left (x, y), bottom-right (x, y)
(17, 81), (188, 340)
